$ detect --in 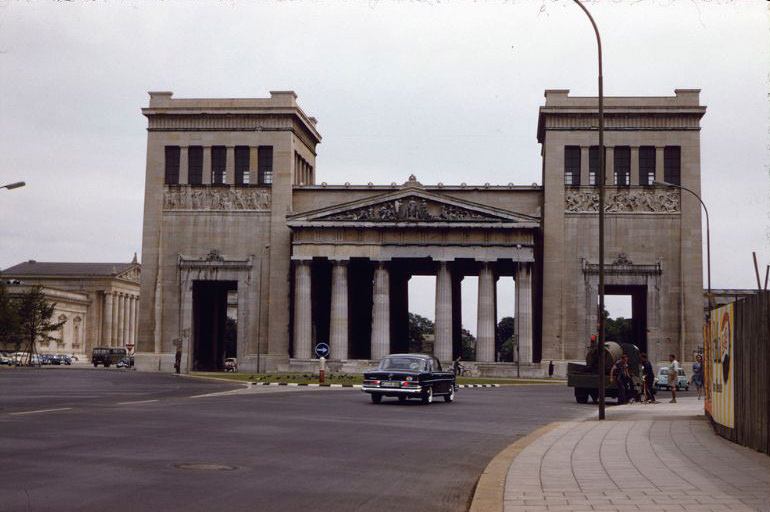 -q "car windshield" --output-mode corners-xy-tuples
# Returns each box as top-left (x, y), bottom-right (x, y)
(379, 356), (427, 372)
